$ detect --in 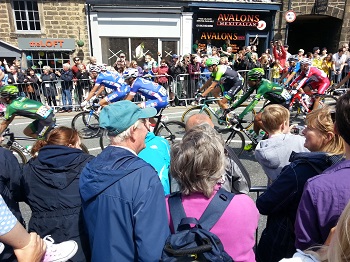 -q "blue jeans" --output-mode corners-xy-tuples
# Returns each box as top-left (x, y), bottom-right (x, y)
(61, 88), (72, 110)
